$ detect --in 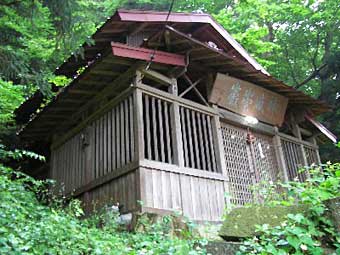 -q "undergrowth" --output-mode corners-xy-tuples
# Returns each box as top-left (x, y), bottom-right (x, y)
(0, 164), (207, 255)
(237, 162), (340, 255)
